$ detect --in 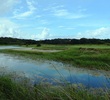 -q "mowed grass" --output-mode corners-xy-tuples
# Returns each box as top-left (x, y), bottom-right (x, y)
(0, 44), (110, 70)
